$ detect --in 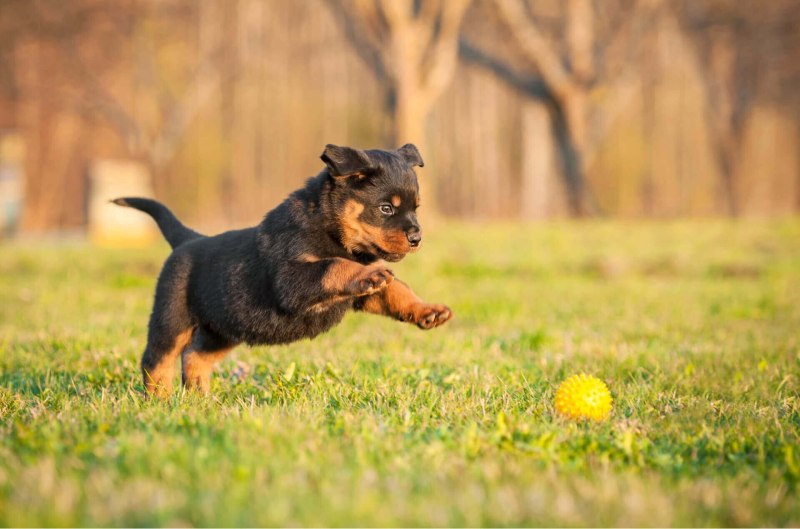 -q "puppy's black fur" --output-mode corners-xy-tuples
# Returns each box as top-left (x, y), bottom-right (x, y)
(115, 144), (452, 395)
